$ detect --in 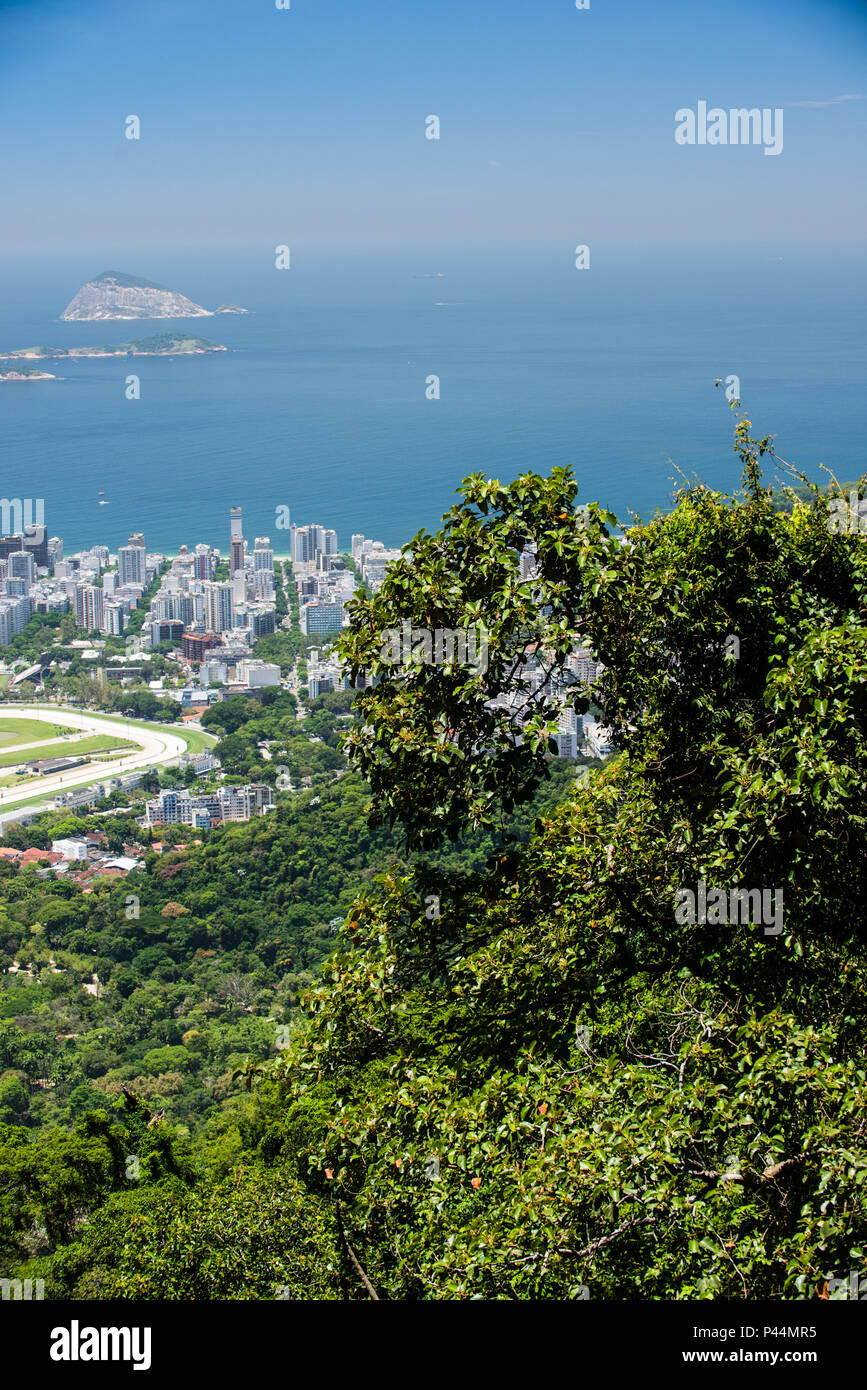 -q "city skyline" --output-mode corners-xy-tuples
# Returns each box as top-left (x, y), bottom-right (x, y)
(0, 494), (401, 661)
